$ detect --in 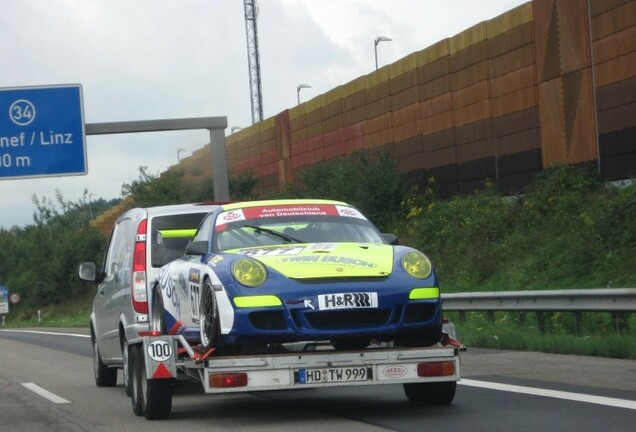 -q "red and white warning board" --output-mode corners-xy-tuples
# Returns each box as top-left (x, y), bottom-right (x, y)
(143, 337), (177, 380)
